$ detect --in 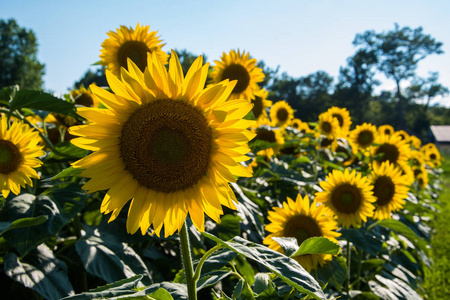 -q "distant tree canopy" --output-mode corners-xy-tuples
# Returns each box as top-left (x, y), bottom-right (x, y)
(0, 19), (45, 90)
